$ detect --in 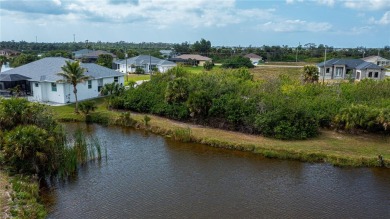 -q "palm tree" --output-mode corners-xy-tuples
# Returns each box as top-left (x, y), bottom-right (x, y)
(57, 60), (91, 113)
(302, 65), (319, 83)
